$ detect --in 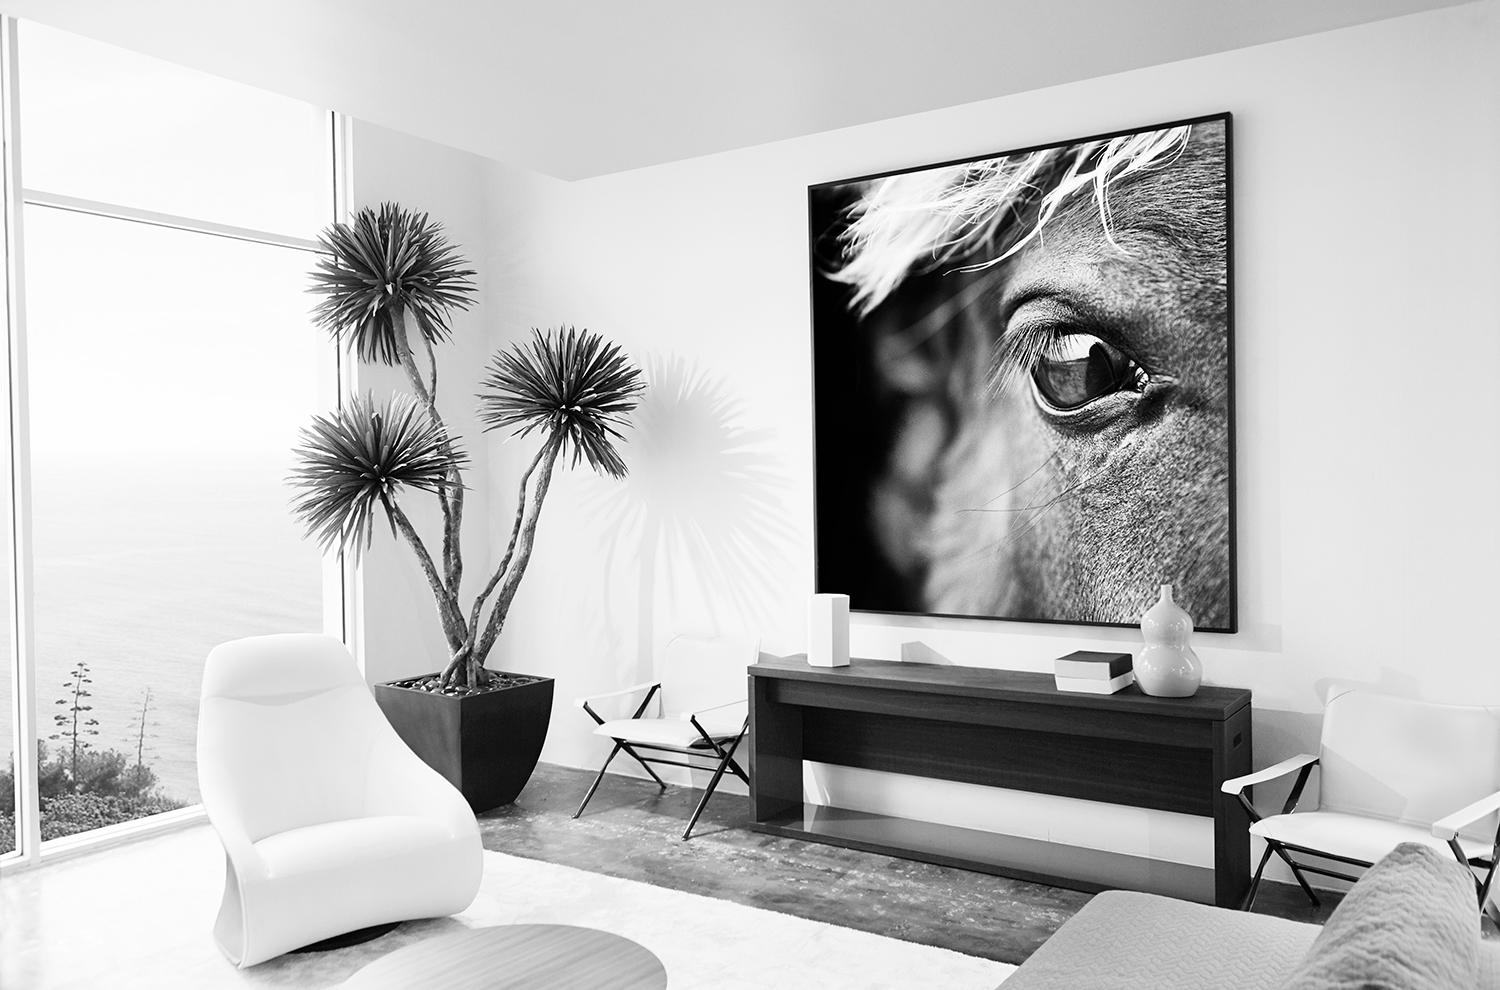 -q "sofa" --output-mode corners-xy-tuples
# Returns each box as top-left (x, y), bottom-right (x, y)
(1002, 843), (1499, 989)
